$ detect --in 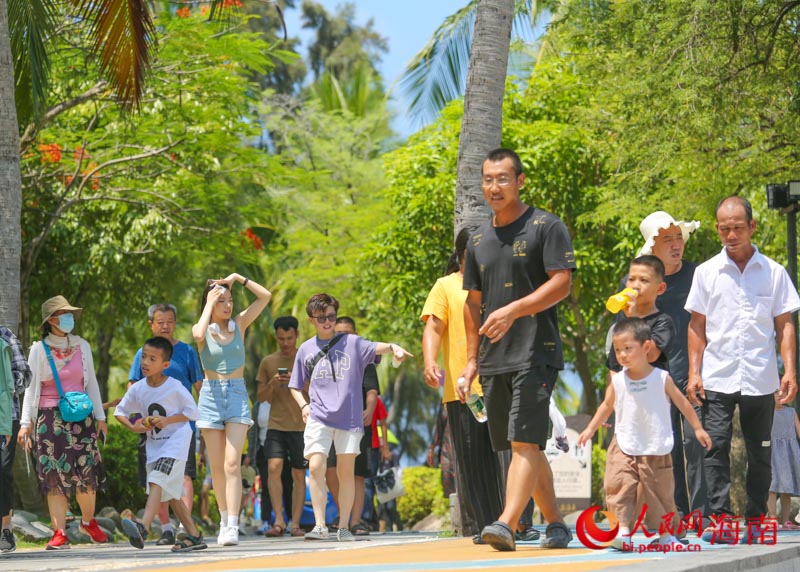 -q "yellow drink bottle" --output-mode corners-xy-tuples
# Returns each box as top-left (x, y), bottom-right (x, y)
(606, 287), (638, 313)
